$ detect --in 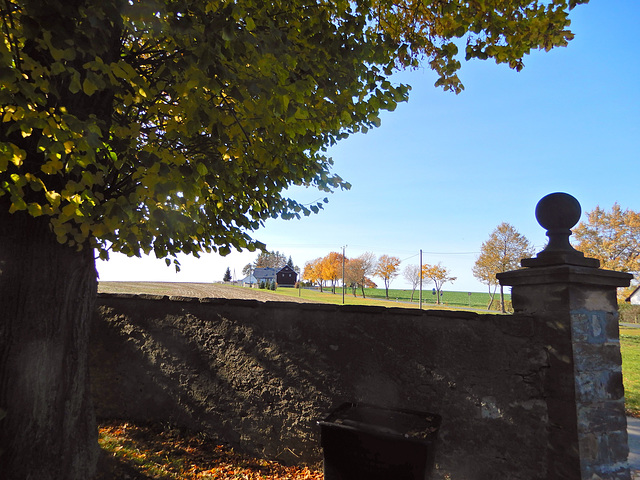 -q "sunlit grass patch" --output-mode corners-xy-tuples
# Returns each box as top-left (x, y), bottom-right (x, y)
(621, 326), (640, 416)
